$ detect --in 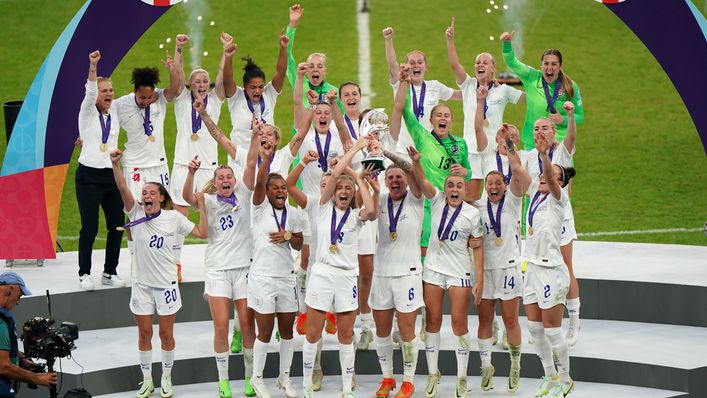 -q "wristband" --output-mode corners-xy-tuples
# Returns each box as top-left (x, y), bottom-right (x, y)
(299, 160), (307, 168)
(307, 104), (316, 110)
